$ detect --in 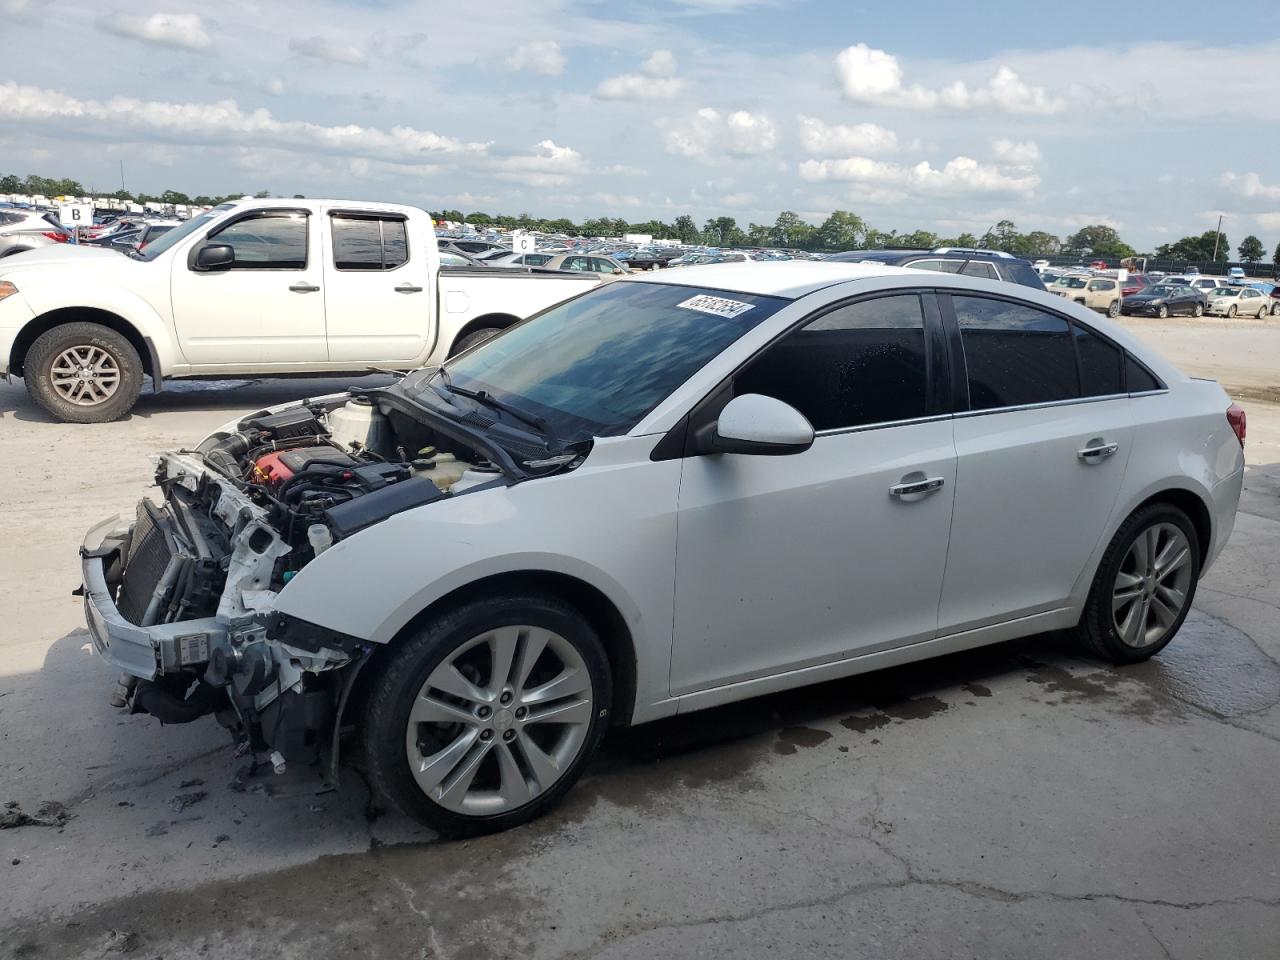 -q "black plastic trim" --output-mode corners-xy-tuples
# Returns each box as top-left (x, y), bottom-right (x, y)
(266, 612), (365, 654)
